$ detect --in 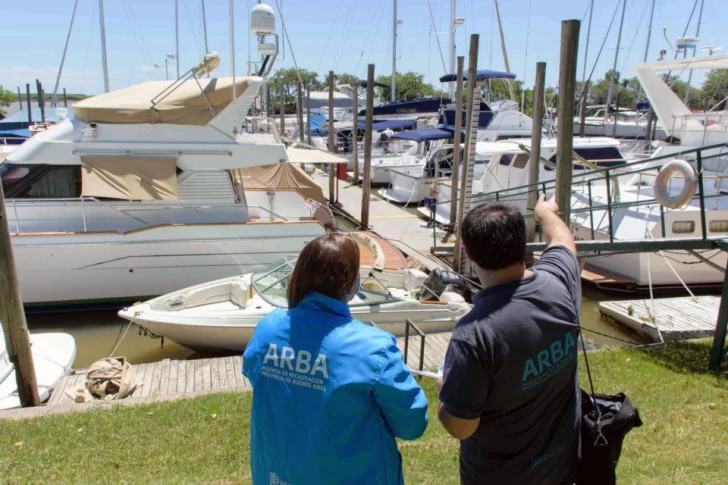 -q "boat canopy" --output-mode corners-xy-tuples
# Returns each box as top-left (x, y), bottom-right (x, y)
(356, 119), (417, 131)
(80, 155), (179, 200)
(231, 162), (329, 209)
(392, 128), (452, 142)
(73, 77), (253, 126)
(439, 69), (516, 82)
(360, 98), (450, 117)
